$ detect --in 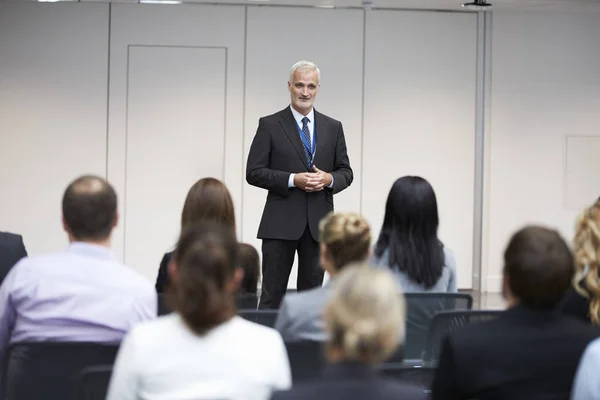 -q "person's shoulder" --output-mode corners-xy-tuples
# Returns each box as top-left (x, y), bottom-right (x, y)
(127, 313), (181, 343)
(314, 110), (341, 126)
(283, 286), (329, 311)
(231, 316), (284, 342)
(261, 108), (290, 121)
(0, 231), (23, 245)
